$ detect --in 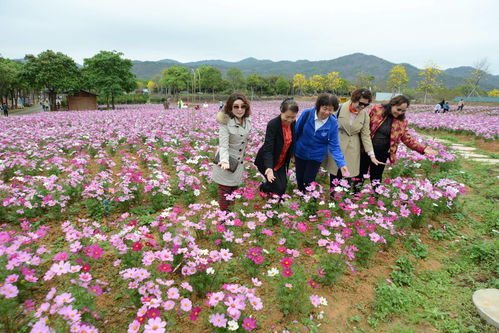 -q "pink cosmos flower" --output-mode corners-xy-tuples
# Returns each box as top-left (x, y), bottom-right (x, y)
(128, 320), (141, 333)
(53, 252), (69, 261)
(280, 257), (293, 268)
(310, 294), (321, 307)
(282, 268), (294, 277)
(180, 298), (192, 312)
(144, 317), (167, 333)
(209, 313), (227, 328)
